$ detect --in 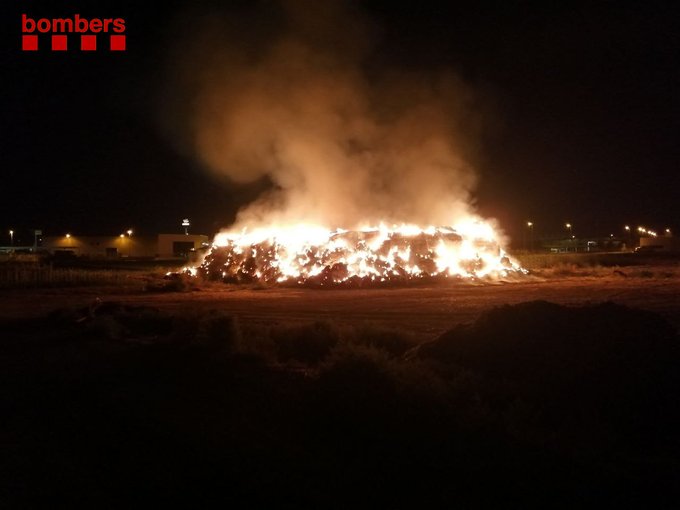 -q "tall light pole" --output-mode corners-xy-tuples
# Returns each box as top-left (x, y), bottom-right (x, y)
(527, 221), (534, 252)
(126, 230), (133, 257)
(119, 234), (127, 257)
(624, 225), (631, 249)
(565, 223), (573, 252)
(182, 218), (191, 236)
(9, 230), (13, 246)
